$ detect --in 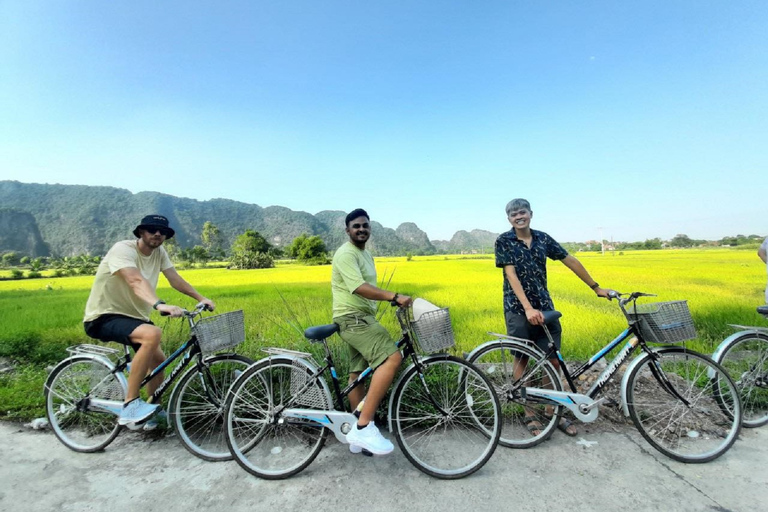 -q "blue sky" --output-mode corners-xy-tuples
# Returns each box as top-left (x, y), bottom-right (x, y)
(1, 1), (766, 243)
